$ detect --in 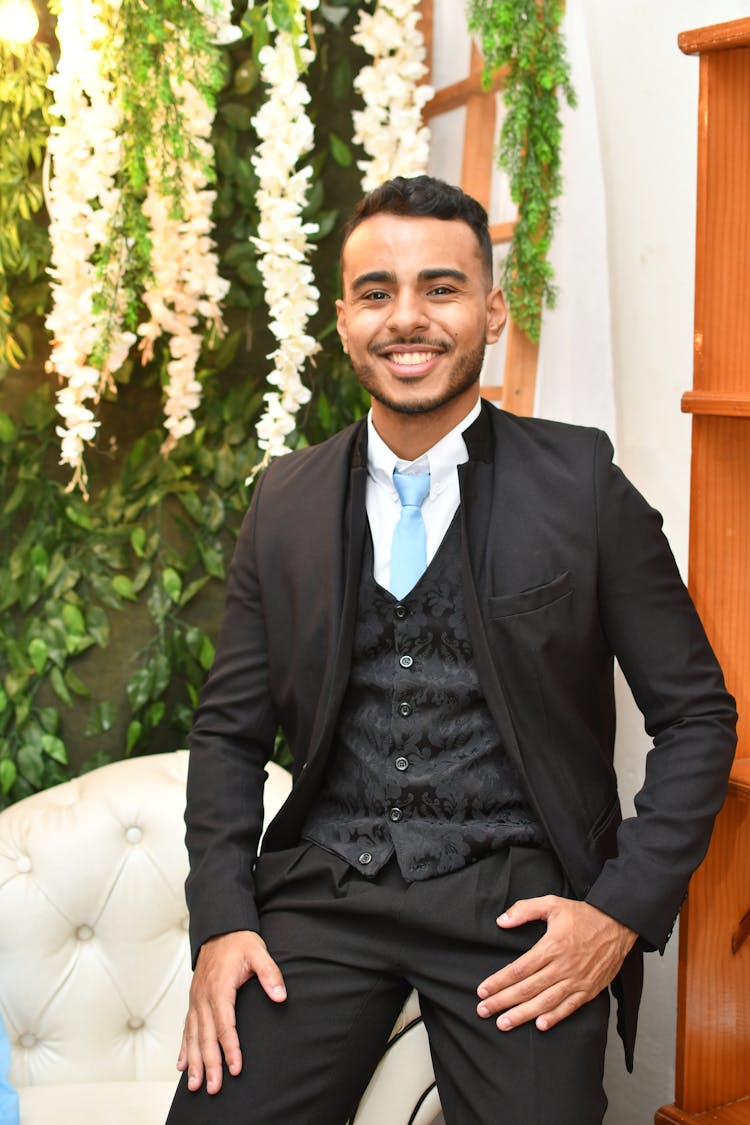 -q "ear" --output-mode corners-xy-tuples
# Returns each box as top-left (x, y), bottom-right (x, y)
(335, 298), (349, 354)
(485, 287), (507, 344)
